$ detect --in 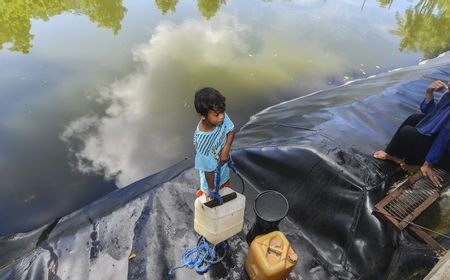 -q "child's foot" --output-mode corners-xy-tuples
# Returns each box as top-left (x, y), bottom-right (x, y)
(196, 189), (204, 197)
